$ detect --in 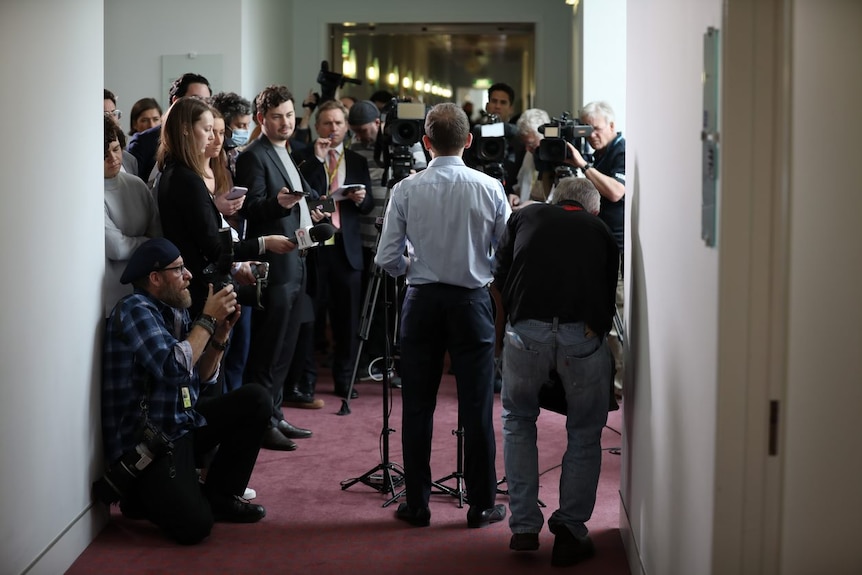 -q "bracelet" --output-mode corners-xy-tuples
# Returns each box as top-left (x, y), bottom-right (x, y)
(582, 163), (593, 172)
(210, 339), (229, 351)
(194, 315), (217, 336)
